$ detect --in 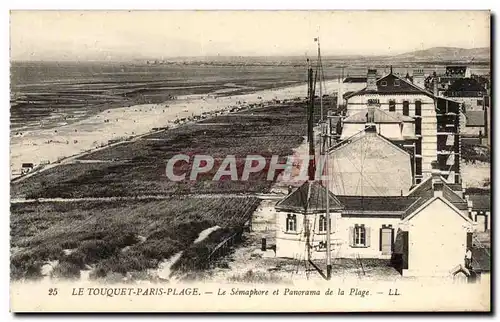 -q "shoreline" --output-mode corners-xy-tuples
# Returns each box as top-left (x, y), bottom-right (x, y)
(10, 79), (340, 180)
